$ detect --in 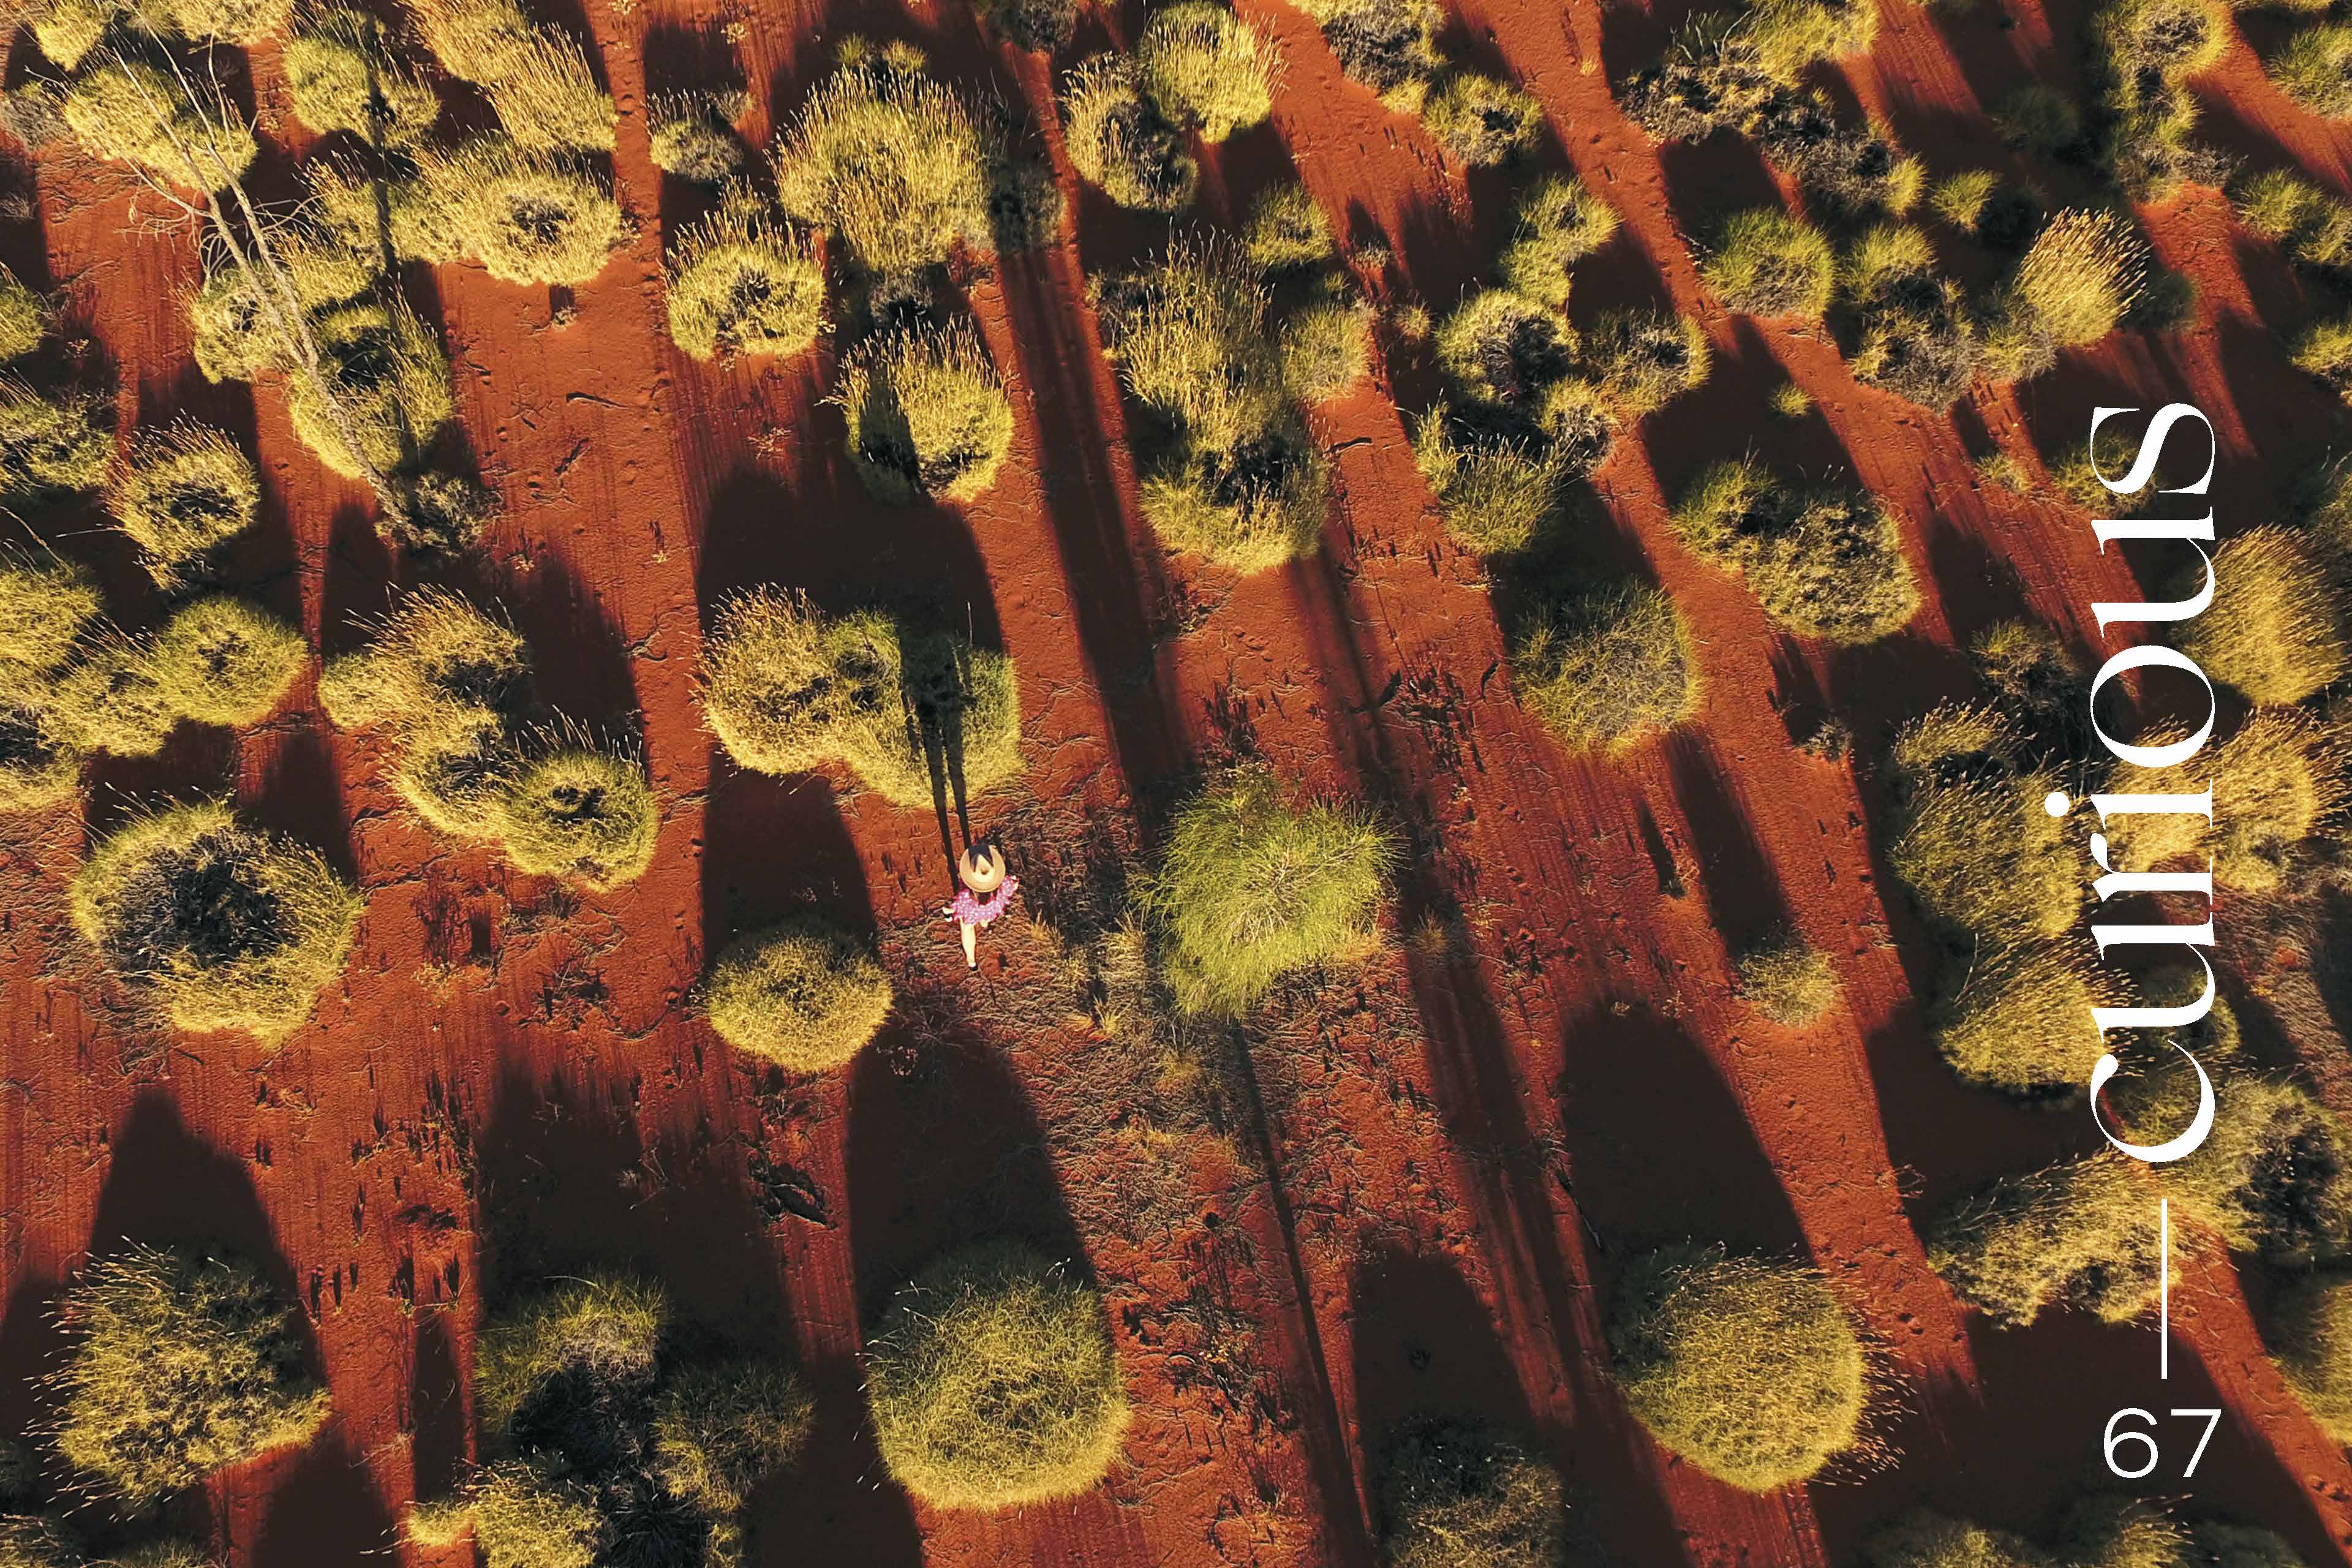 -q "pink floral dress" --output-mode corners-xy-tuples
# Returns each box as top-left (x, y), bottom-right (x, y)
(949, 876), (1019, 927)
